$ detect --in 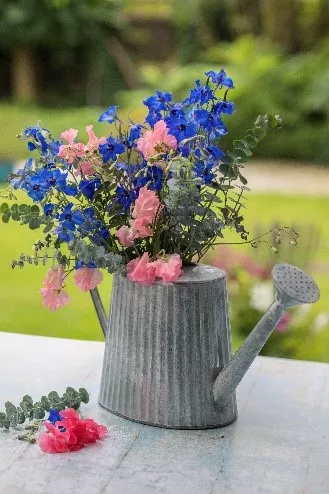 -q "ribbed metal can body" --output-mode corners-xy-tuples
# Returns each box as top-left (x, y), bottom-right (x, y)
(99, 264), (237, 429)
